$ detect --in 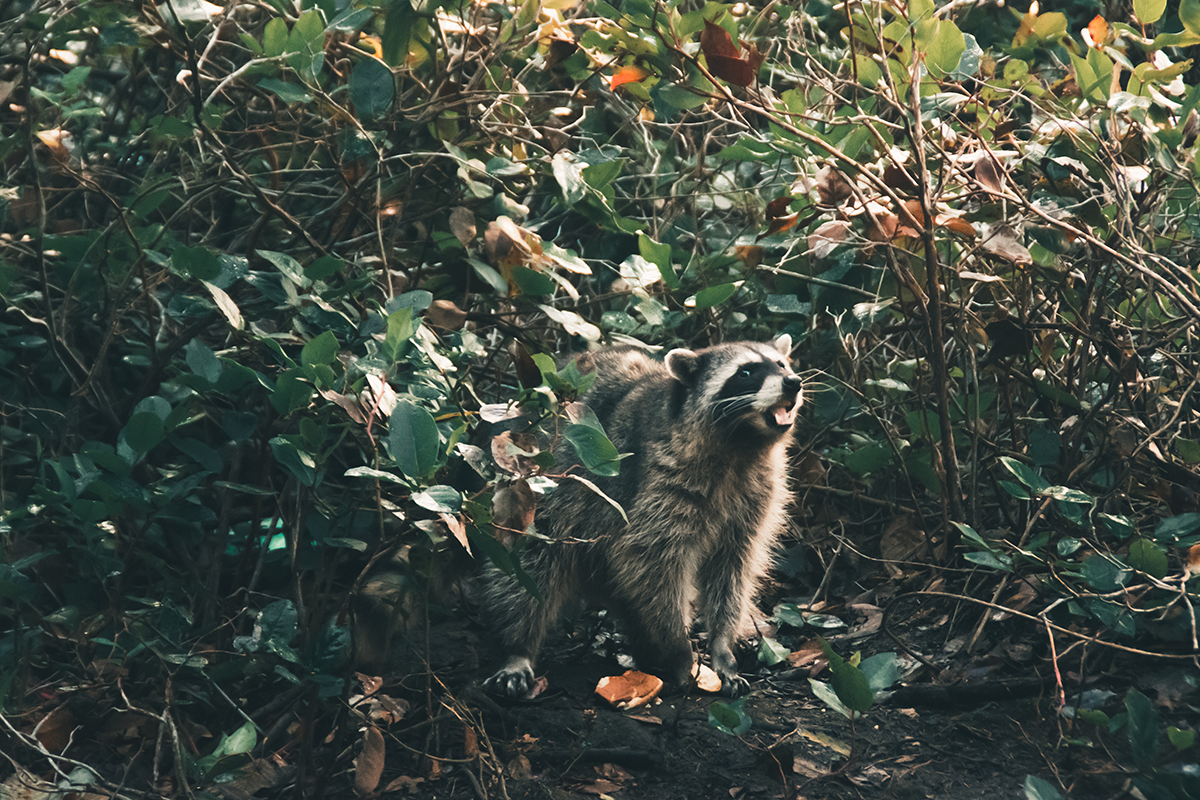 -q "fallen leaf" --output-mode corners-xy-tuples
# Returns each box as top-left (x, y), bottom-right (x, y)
(354, 726), (386, 796)
(595, 670), (663, 710)
(692, 663), (722, 693)
(425, 299), (468, 330)
(449, 207), (476, 246)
